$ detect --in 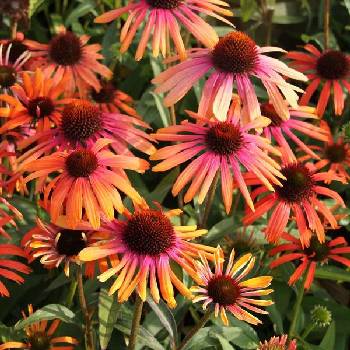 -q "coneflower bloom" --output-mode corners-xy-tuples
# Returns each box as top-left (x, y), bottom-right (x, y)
(0, 43), (30, 93)
(269, 233), (350, 289)
(95, 0), (233, 61)
(21, 218), (115, 277)
(151, 107), (284, 214)
(0, 69), (68, 134)
(22, 139), (148, 229)
(243, 162), (345, 246)
(79, 206), (216, 308)
(0, 244), (31, 297)
(191, 247), (273, 325)
(261, 102), (328, 162)
(0, 197), (23, 239)
(287, 44), (350, 117)
(26, 29), (112, 96)
(0, 304), (78, 349)
(258, 335), (297, 350)
(153, 31), (307, 122)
